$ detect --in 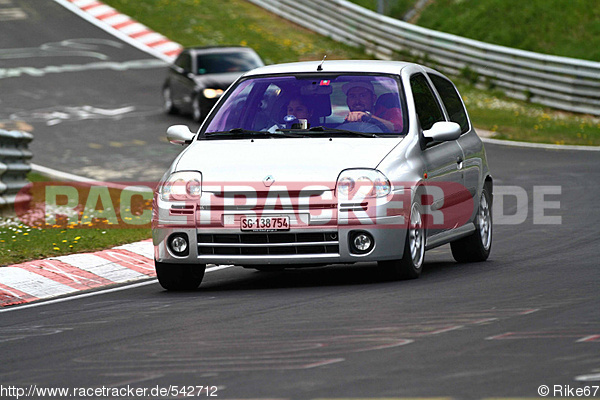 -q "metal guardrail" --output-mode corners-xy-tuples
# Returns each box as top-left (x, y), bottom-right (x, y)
(0, 130), (33, 212)
(247, 0), (600, 116)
